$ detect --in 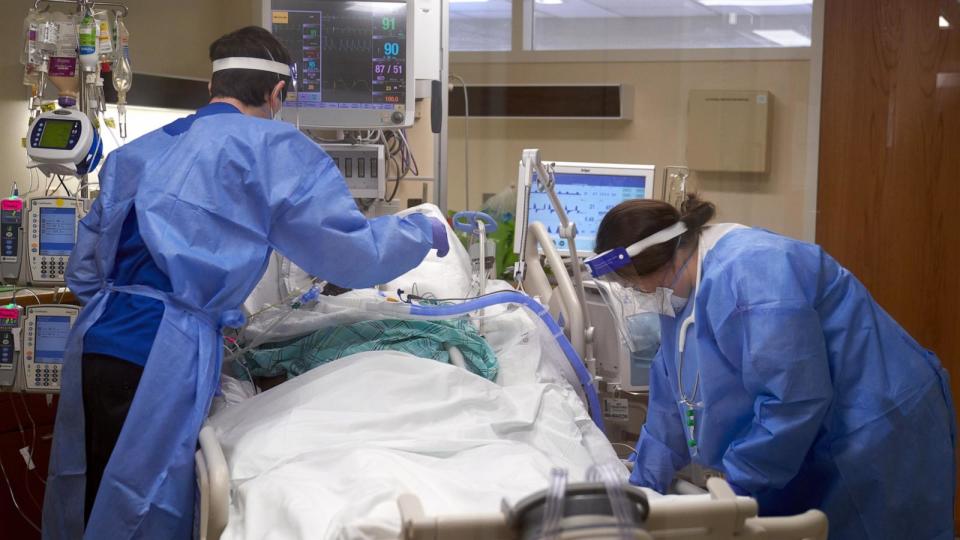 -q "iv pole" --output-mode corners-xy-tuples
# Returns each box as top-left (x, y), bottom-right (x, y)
(34, 0), (129, 18)
(34, 0), (130, 198)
